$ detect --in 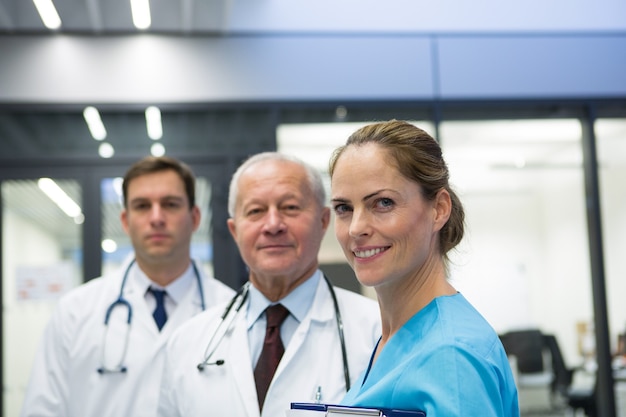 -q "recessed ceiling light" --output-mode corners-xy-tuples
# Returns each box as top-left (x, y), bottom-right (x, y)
(99, 142), (115, 158)
(102, 239), (118, 253)
(38, 178), (82, 219)
(146, 106), (163, 140)
(83, 106), (107, 141)
(151, 143), (165, 156)
(32, 0), (62, 30)
(130, 0), (151, 30)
